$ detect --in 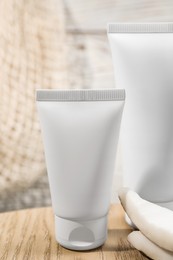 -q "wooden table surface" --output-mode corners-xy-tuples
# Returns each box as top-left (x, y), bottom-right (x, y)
(0, 204), (149, 260)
